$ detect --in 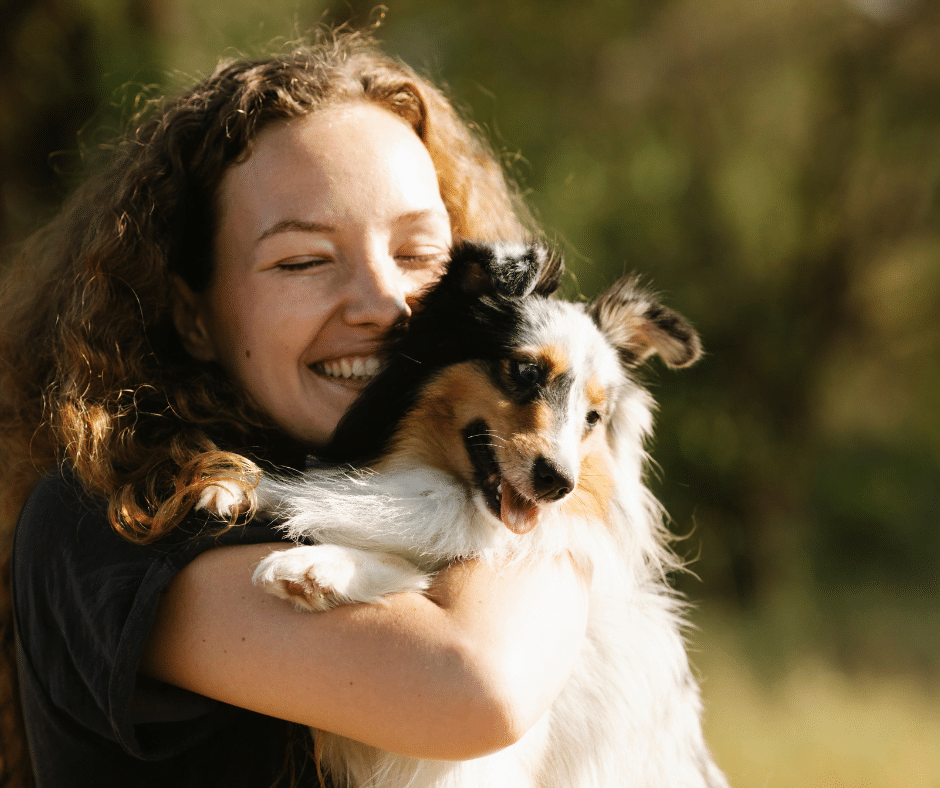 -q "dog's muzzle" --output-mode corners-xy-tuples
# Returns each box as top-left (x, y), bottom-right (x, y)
(462, 419), (574, 534)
